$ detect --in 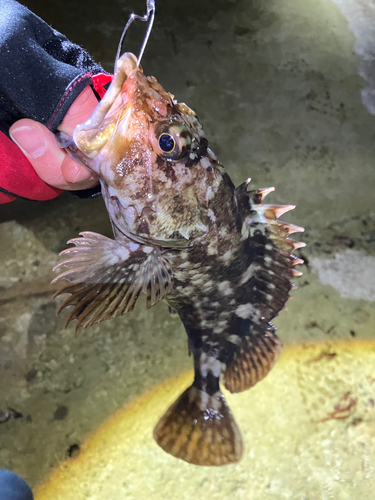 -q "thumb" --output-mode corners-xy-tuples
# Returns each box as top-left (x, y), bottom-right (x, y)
(9, 119), (68, 188)
(9, 88), (99, 189)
